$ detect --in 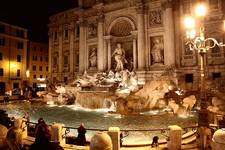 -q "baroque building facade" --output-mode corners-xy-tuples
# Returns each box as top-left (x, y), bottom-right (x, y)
(48, 0), (225, 90)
